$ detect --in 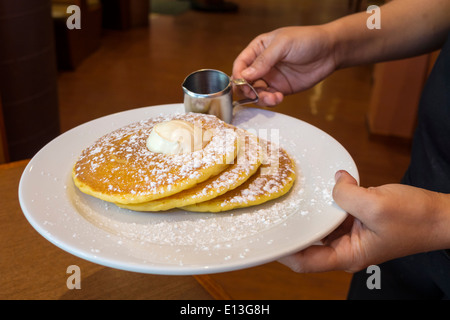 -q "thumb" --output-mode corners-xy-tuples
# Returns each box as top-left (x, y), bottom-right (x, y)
(332, 170), (373, 221)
